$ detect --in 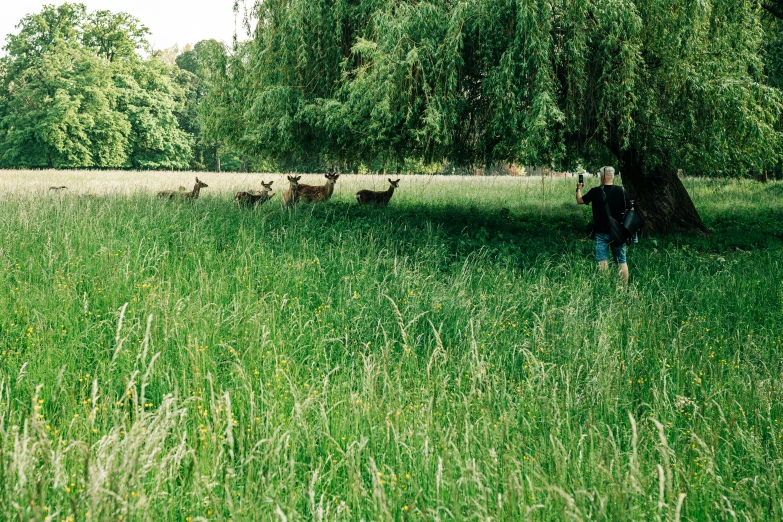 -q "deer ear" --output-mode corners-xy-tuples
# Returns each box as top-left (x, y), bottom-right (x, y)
(395, 179), (401, 183)
(269, 181), (273, 185)
(388, 178), (392, 183)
